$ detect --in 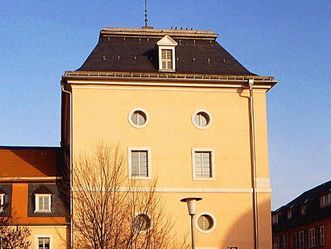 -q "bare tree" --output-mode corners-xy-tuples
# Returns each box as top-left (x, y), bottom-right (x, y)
(72, 145), (188, 249)
(0, 216), (31, 249)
